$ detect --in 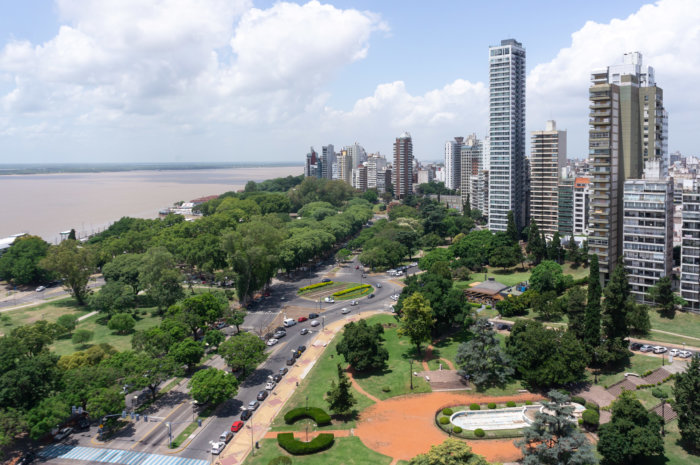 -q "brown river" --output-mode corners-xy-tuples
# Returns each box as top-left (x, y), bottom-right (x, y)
(0, 166), (302, 244)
